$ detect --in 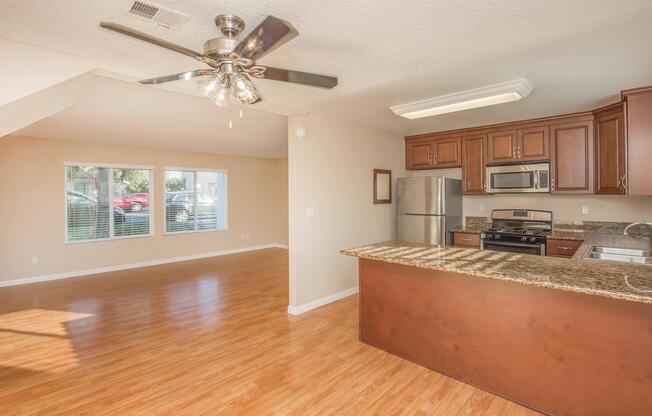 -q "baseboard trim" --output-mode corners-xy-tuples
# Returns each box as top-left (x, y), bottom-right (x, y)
(0, 243), (289, 288)
(287, 286), (359, 316)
